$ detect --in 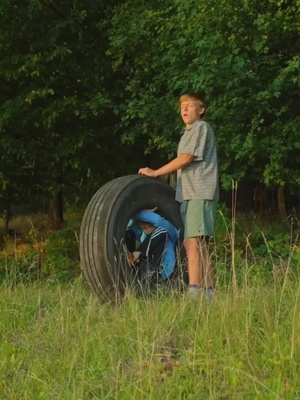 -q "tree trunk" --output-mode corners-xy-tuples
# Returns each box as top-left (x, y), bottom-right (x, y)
(4, 187), (12, 232)
(48, 170), (64, 229)
(277, 185), (290, 229)
(48, 191), (64, 229)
